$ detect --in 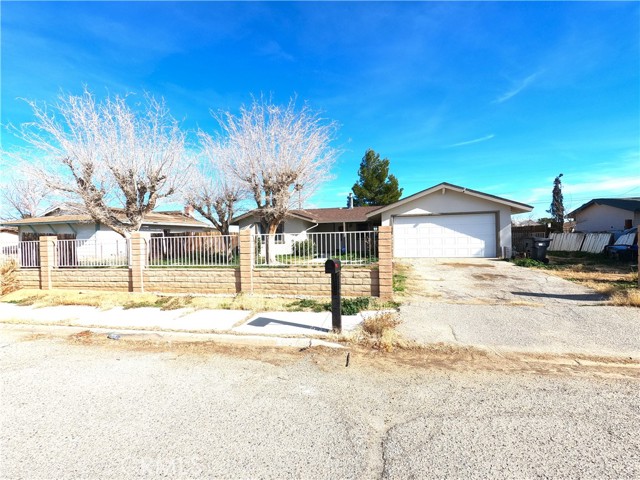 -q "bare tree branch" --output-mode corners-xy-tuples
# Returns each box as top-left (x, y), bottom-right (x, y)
(0, 161), (53, 219)
(185, 136), (248, 236)
(213, 97), (338, 260)
(7, 88), (189, 237)
(215, 98), (337, 228)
